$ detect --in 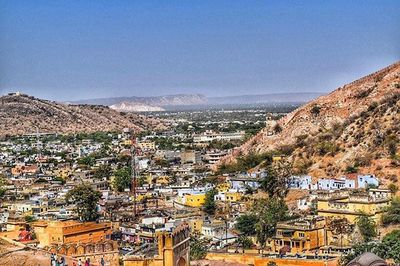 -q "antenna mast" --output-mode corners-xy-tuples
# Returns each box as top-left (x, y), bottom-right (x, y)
(130, 130), (137, 216)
